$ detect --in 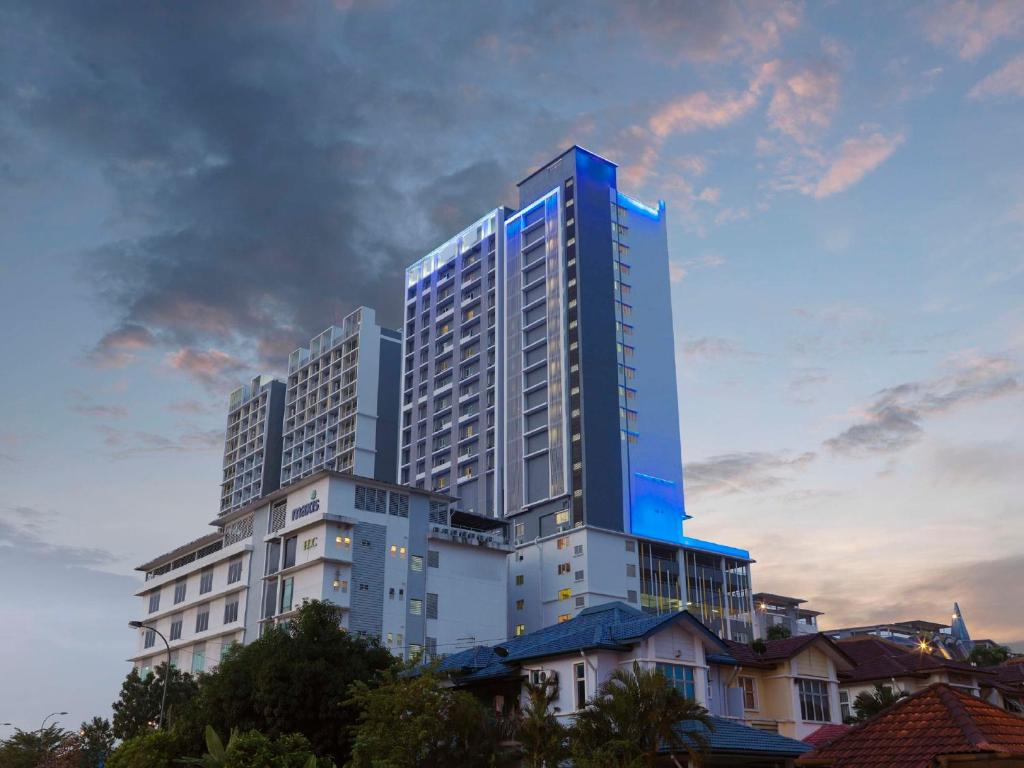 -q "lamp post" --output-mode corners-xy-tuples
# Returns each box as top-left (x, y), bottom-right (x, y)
(39, 711), (68, 734)
(128, 621), (171, 729)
